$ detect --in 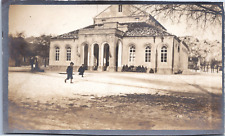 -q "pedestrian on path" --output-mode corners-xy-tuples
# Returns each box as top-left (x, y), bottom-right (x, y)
(65, 62), (74, 83)
(78, 64), (85, 77)
(30, 57), (34, 71)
